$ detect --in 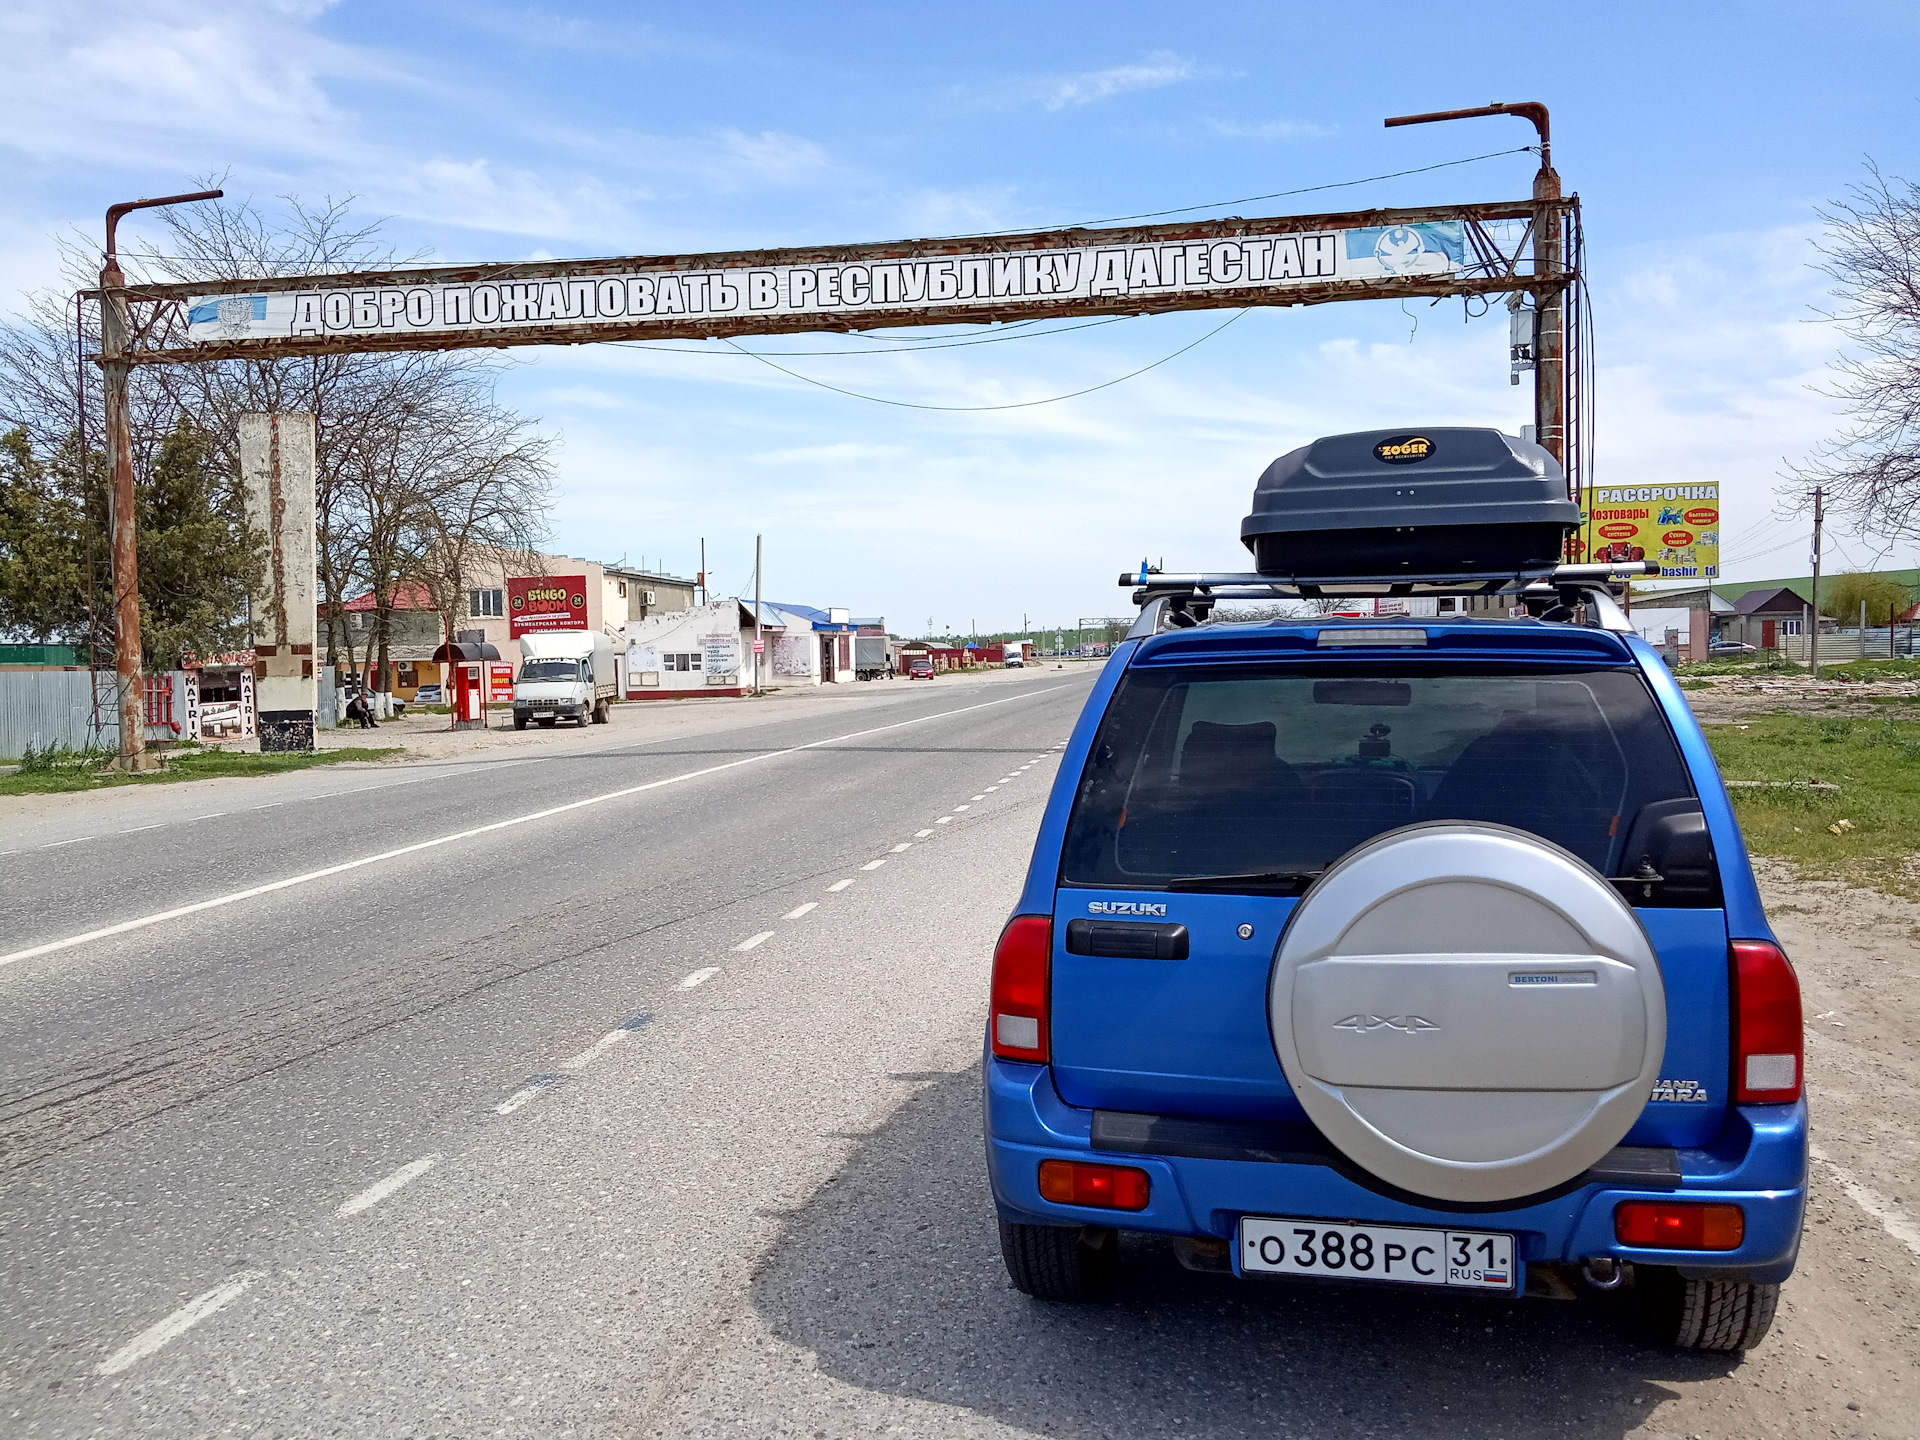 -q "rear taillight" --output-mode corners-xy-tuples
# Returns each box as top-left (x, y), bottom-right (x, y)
(1731, 939), (1802, 1104)
(990, 915), (1052, 1062)
(1039, 1159), (1151, 1210)
(1615, 1201), (1745, 1250)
